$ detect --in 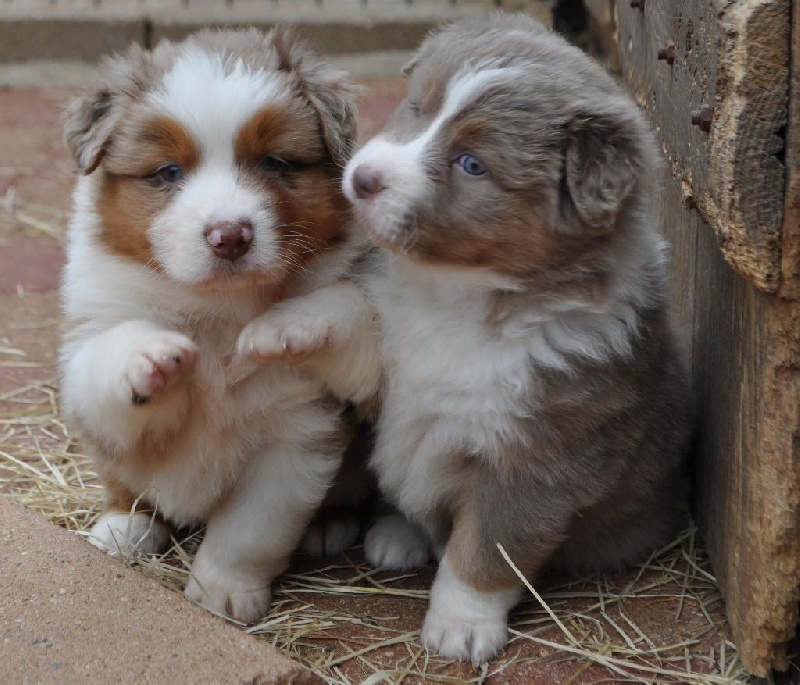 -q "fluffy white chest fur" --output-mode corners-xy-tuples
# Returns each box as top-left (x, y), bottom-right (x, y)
(366, 248), (657, 526)
(369, 260), (538, 521)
